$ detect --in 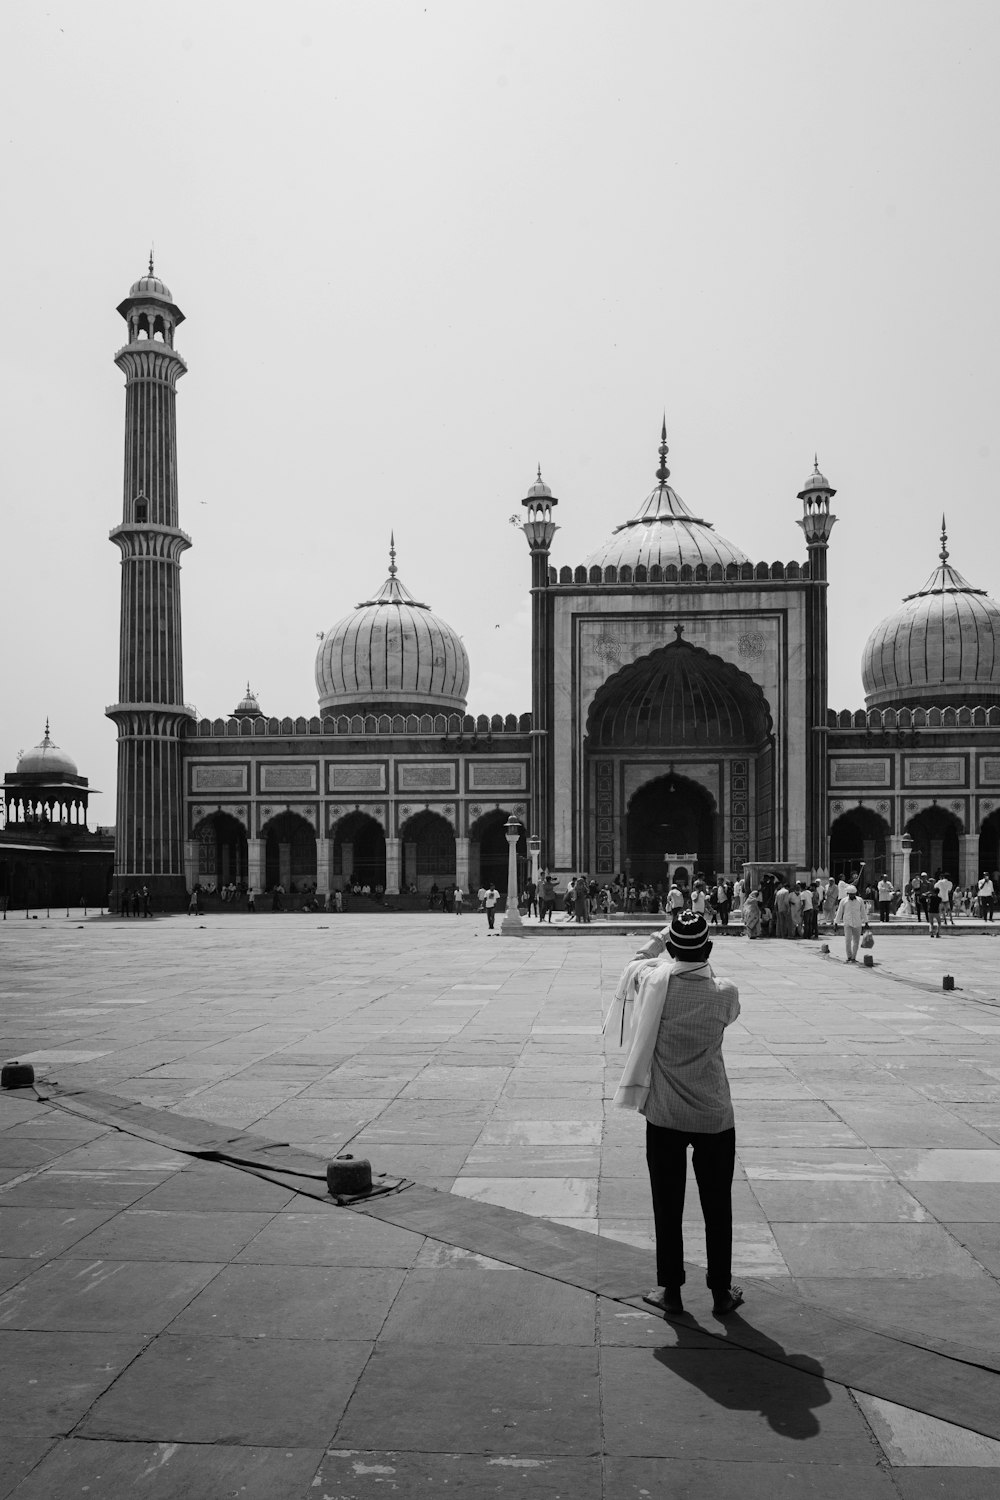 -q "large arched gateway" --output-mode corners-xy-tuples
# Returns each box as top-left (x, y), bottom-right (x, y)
(585, 637), (774, 880)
